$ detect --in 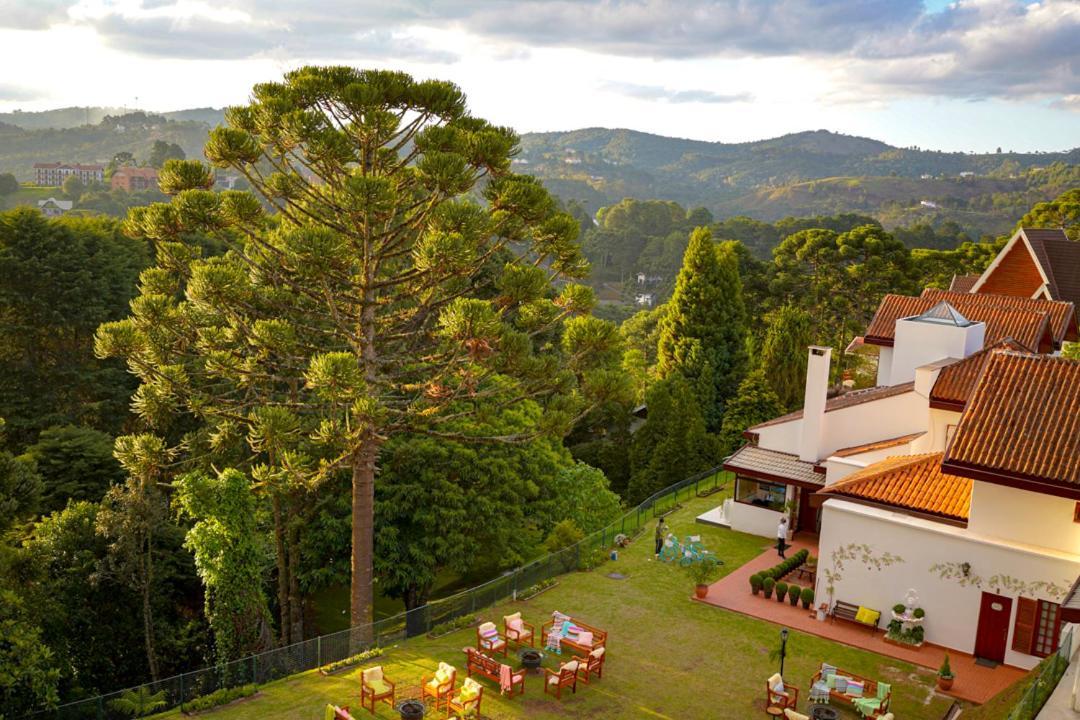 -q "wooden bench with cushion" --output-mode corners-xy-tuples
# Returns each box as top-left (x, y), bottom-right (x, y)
(540, 617), (607, 657)
(463, 647), (525, 696)
(809, 665), (891, 718)
(829, 600), (881, 634)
